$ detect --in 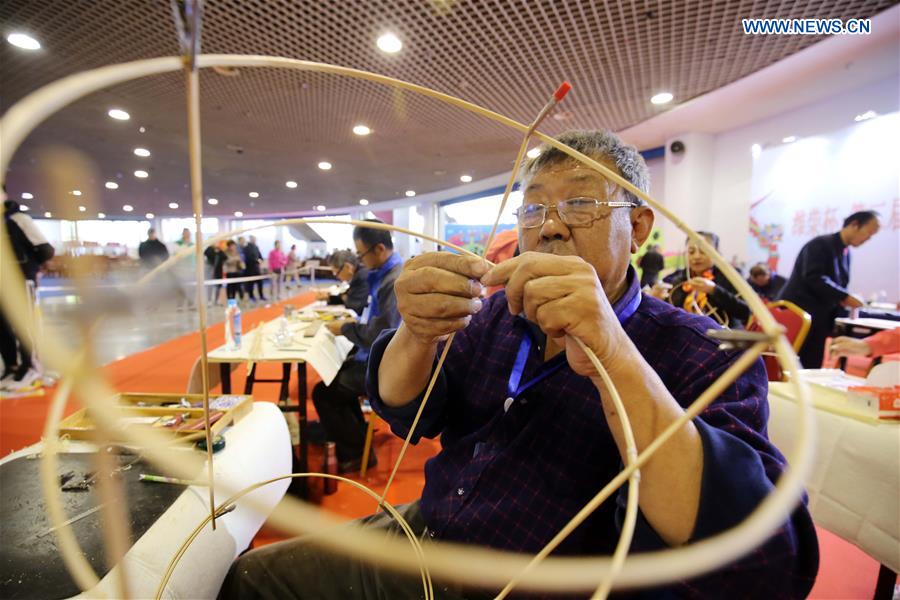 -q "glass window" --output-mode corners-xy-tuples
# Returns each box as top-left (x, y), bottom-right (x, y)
(439, 191), (520, 255)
